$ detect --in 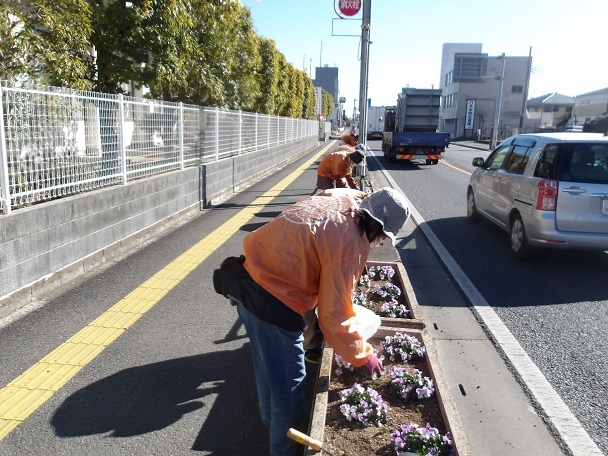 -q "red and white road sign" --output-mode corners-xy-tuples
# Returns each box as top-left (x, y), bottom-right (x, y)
(337, 0), (361, 17)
